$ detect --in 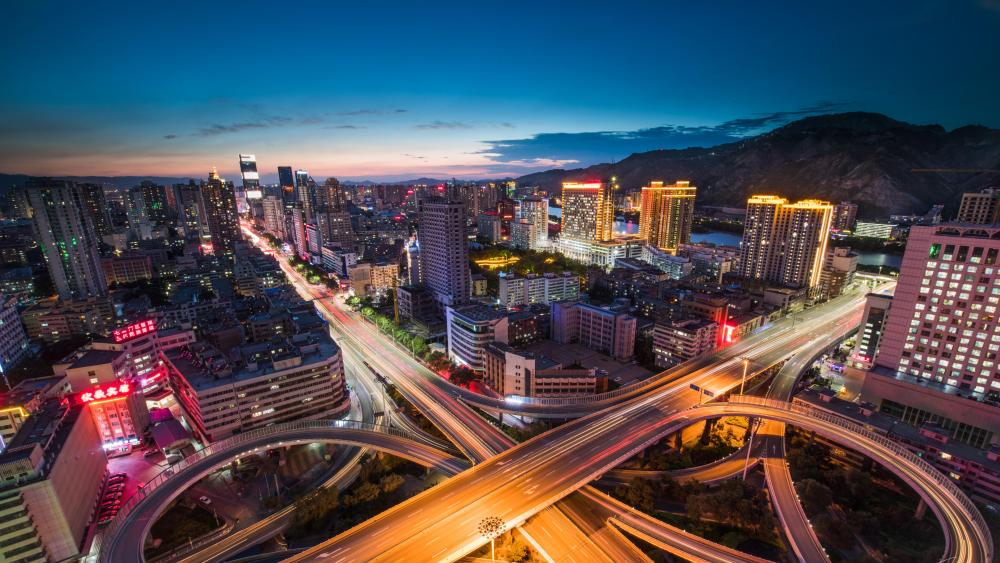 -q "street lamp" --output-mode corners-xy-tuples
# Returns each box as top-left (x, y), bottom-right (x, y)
(478, 516), (506, 562)
(739, 357), (750, 396)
